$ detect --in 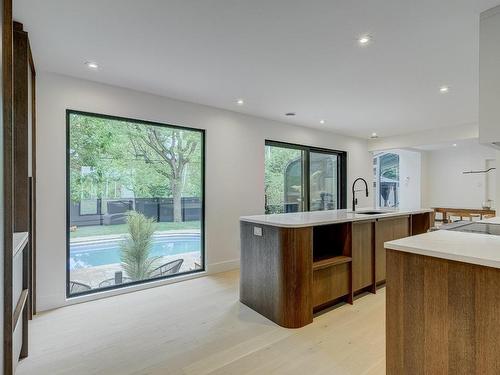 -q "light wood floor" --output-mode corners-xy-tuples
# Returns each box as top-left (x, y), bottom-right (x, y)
(17, 270), (385, 375)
